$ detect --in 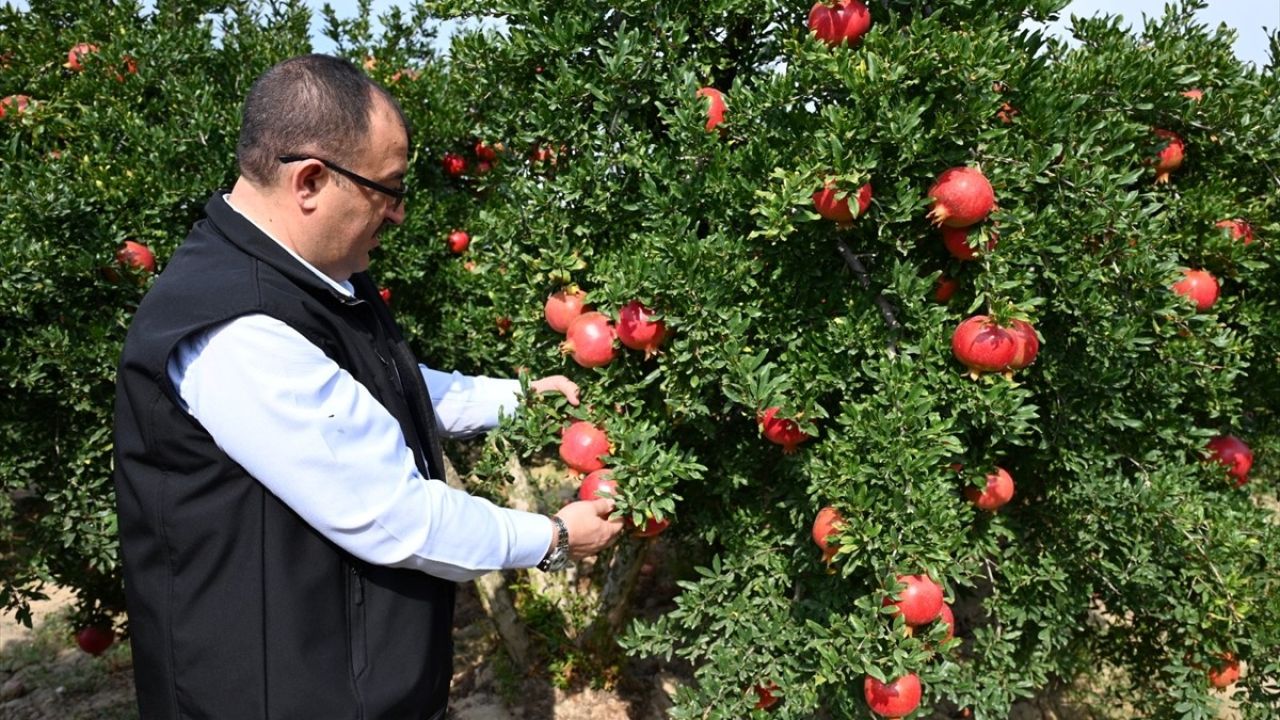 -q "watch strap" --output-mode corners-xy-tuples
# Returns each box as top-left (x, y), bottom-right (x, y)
(537, 514), (570, 572)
